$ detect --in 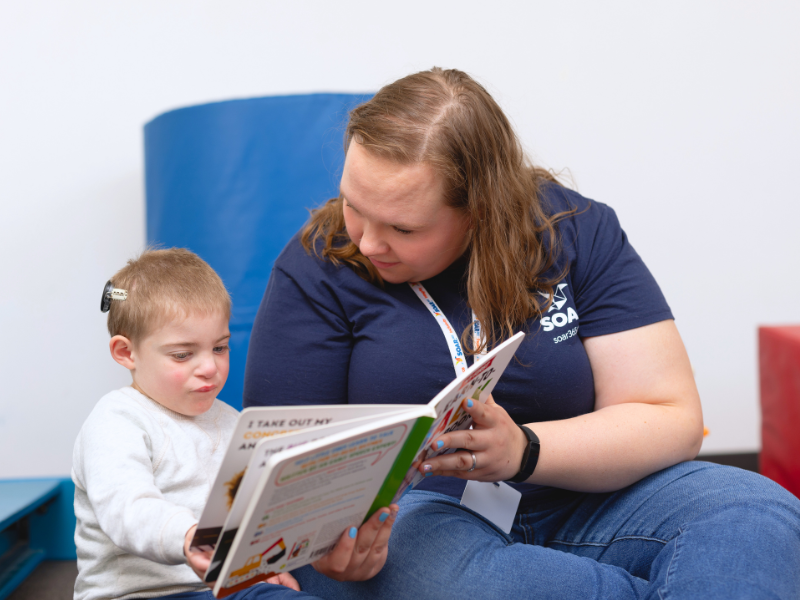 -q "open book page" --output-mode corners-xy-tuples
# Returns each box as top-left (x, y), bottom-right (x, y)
(204, 409), (416, 580)
(393, 331), (525, 501)
(212, 409), (434, 598)
(203, 331), (525, 597)
(192, 404), (407, 550)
